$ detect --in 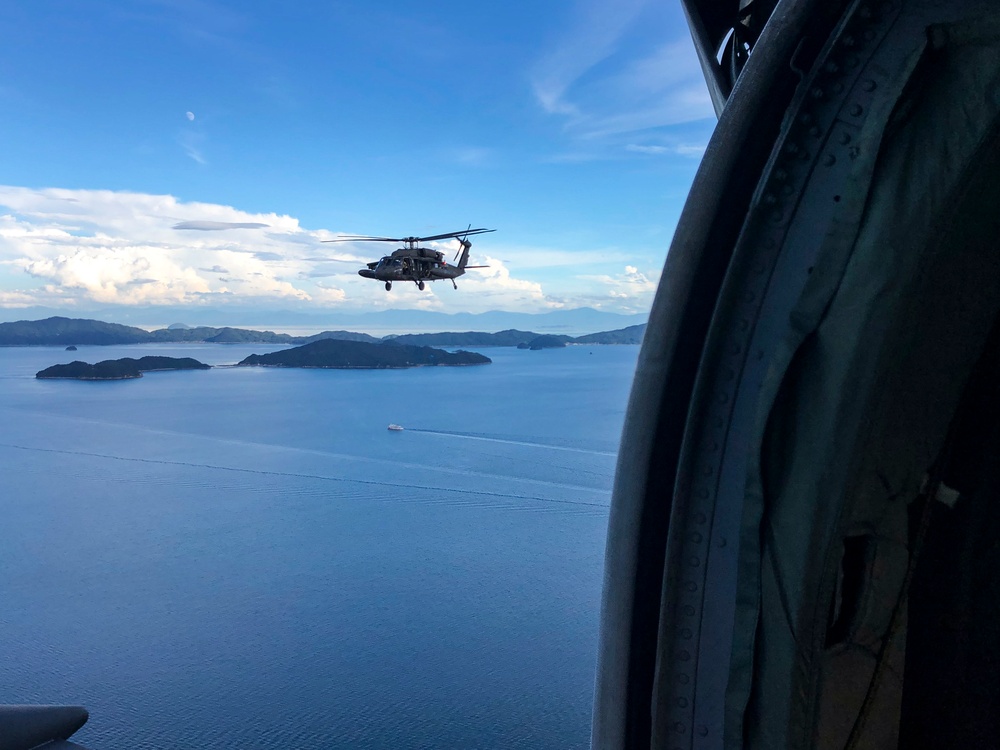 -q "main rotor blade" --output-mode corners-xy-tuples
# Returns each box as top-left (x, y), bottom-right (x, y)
(322, 228), (495, 243)
(463, 265), (490, 268)
(416, 228), (495, 242)
(322, 236), (403, 243)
